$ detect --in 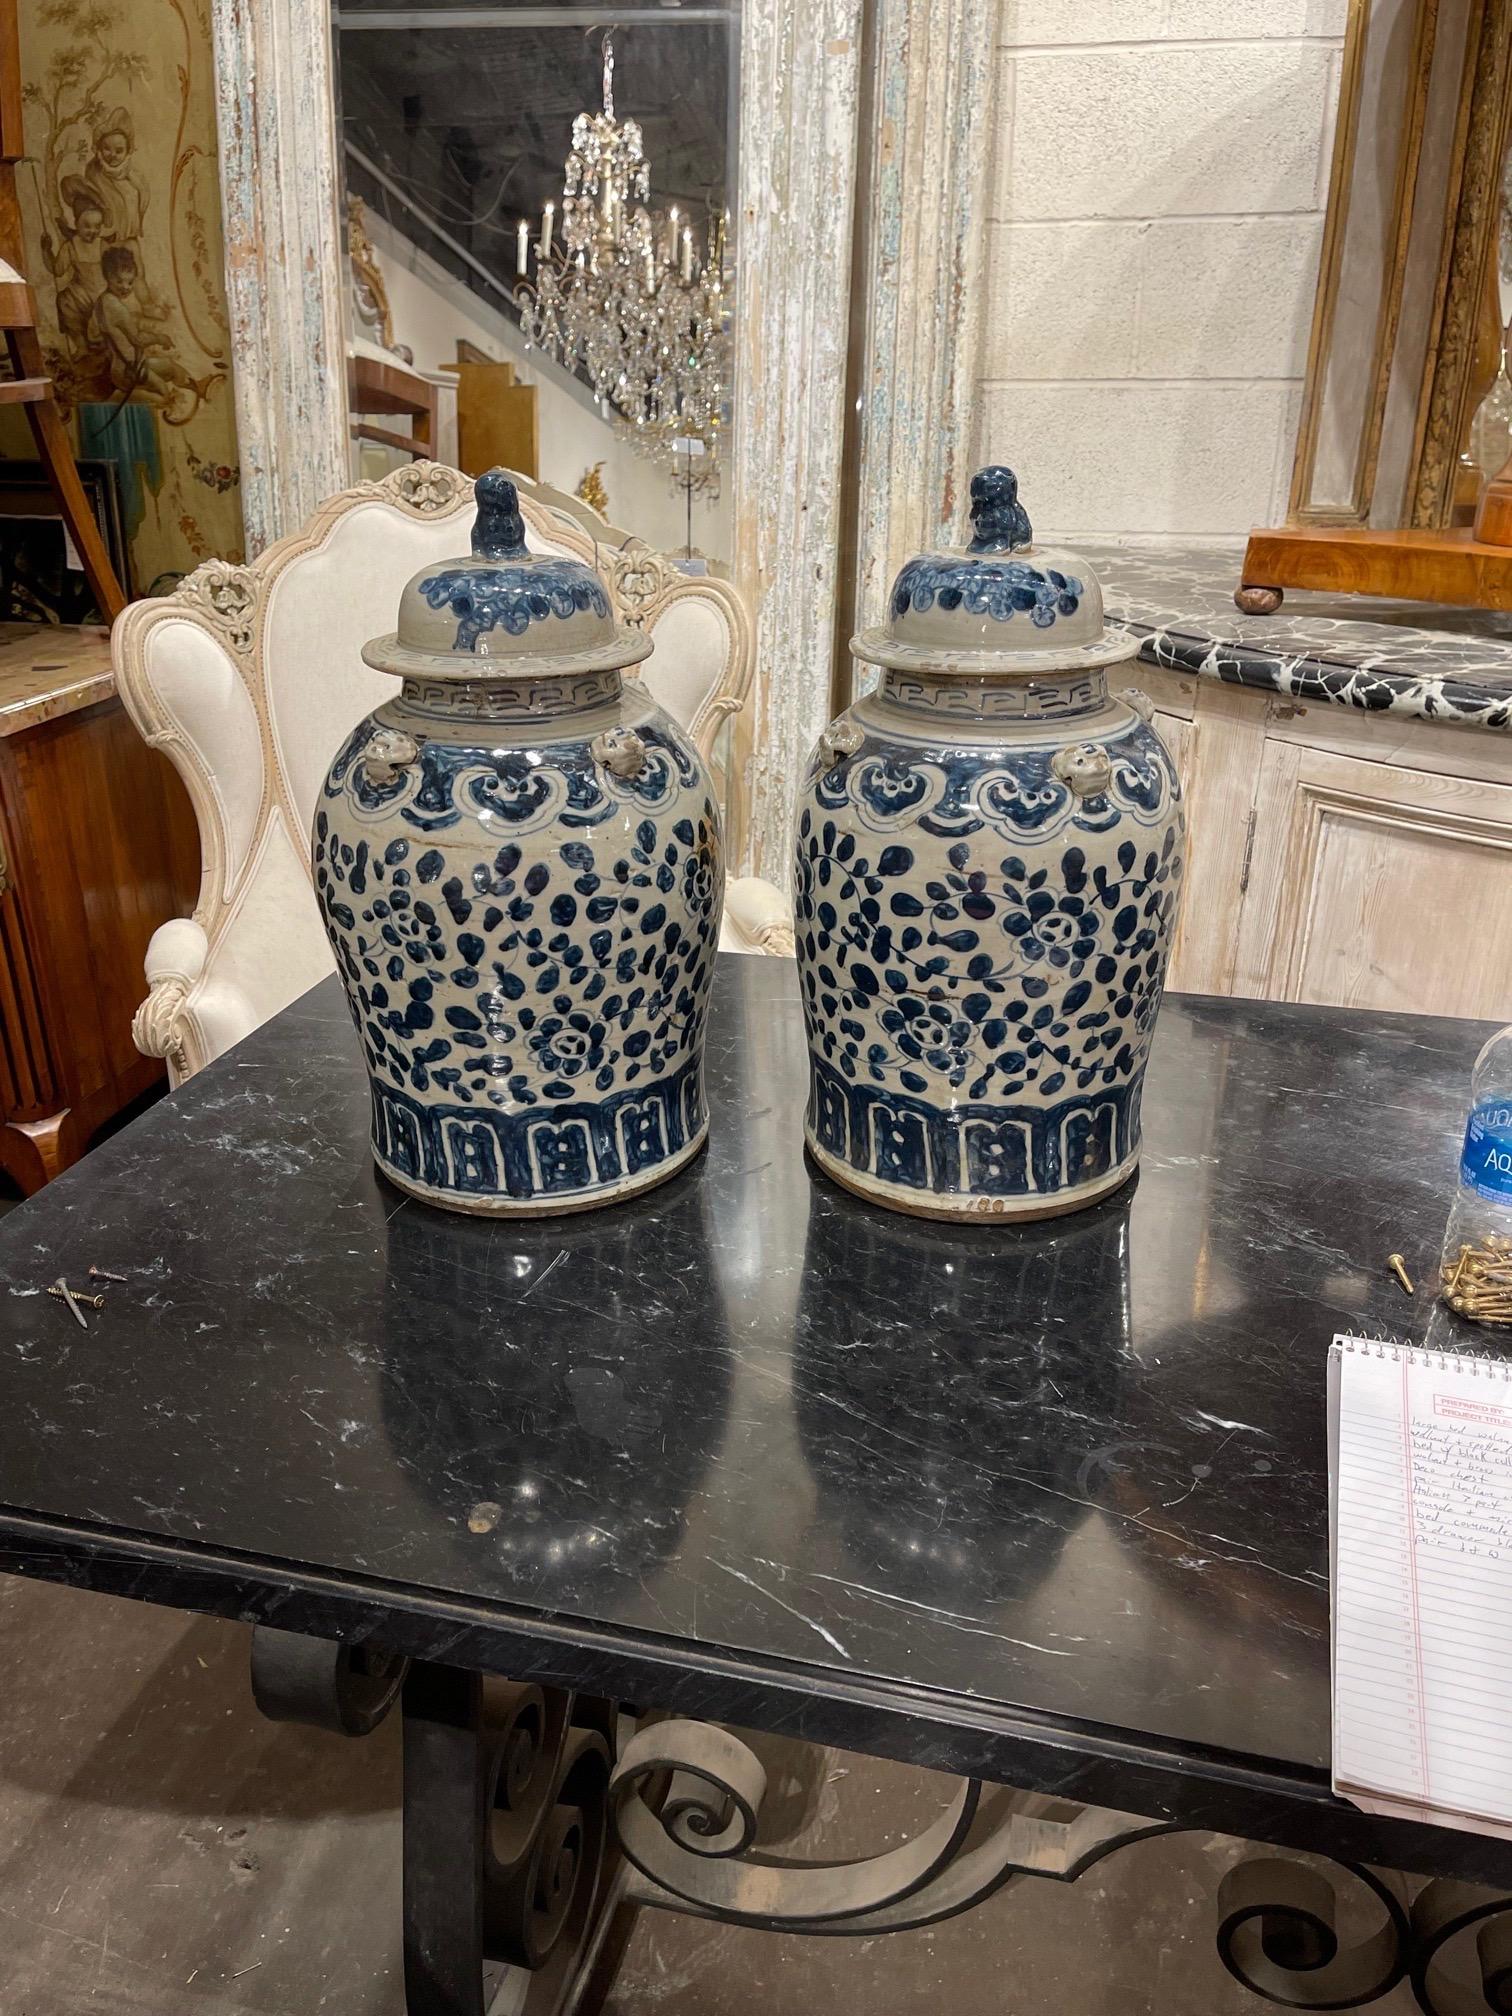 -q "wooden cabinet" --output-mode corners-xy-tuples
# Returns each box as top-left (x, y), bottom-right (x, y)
(349, 350), (436, 461)
(452, 360), (539, 480)
(1140, 665), (1512, 1019)
(0, 626), (199, 1192)
(1233, 746), (1512, 1015)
